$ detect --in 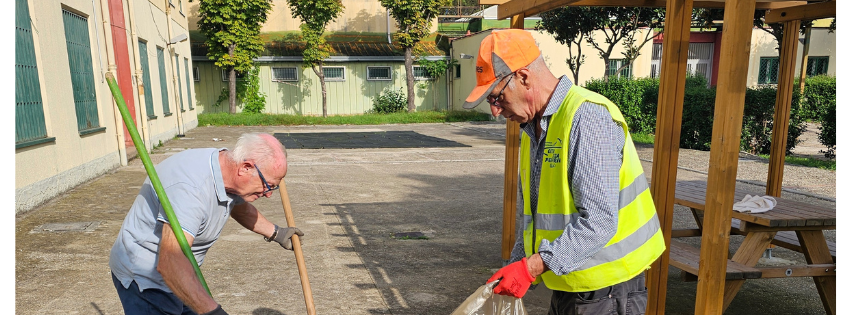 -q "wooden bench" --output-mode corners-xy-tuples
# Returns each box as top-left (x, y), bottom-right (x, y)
(669, 239), (762, 281)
